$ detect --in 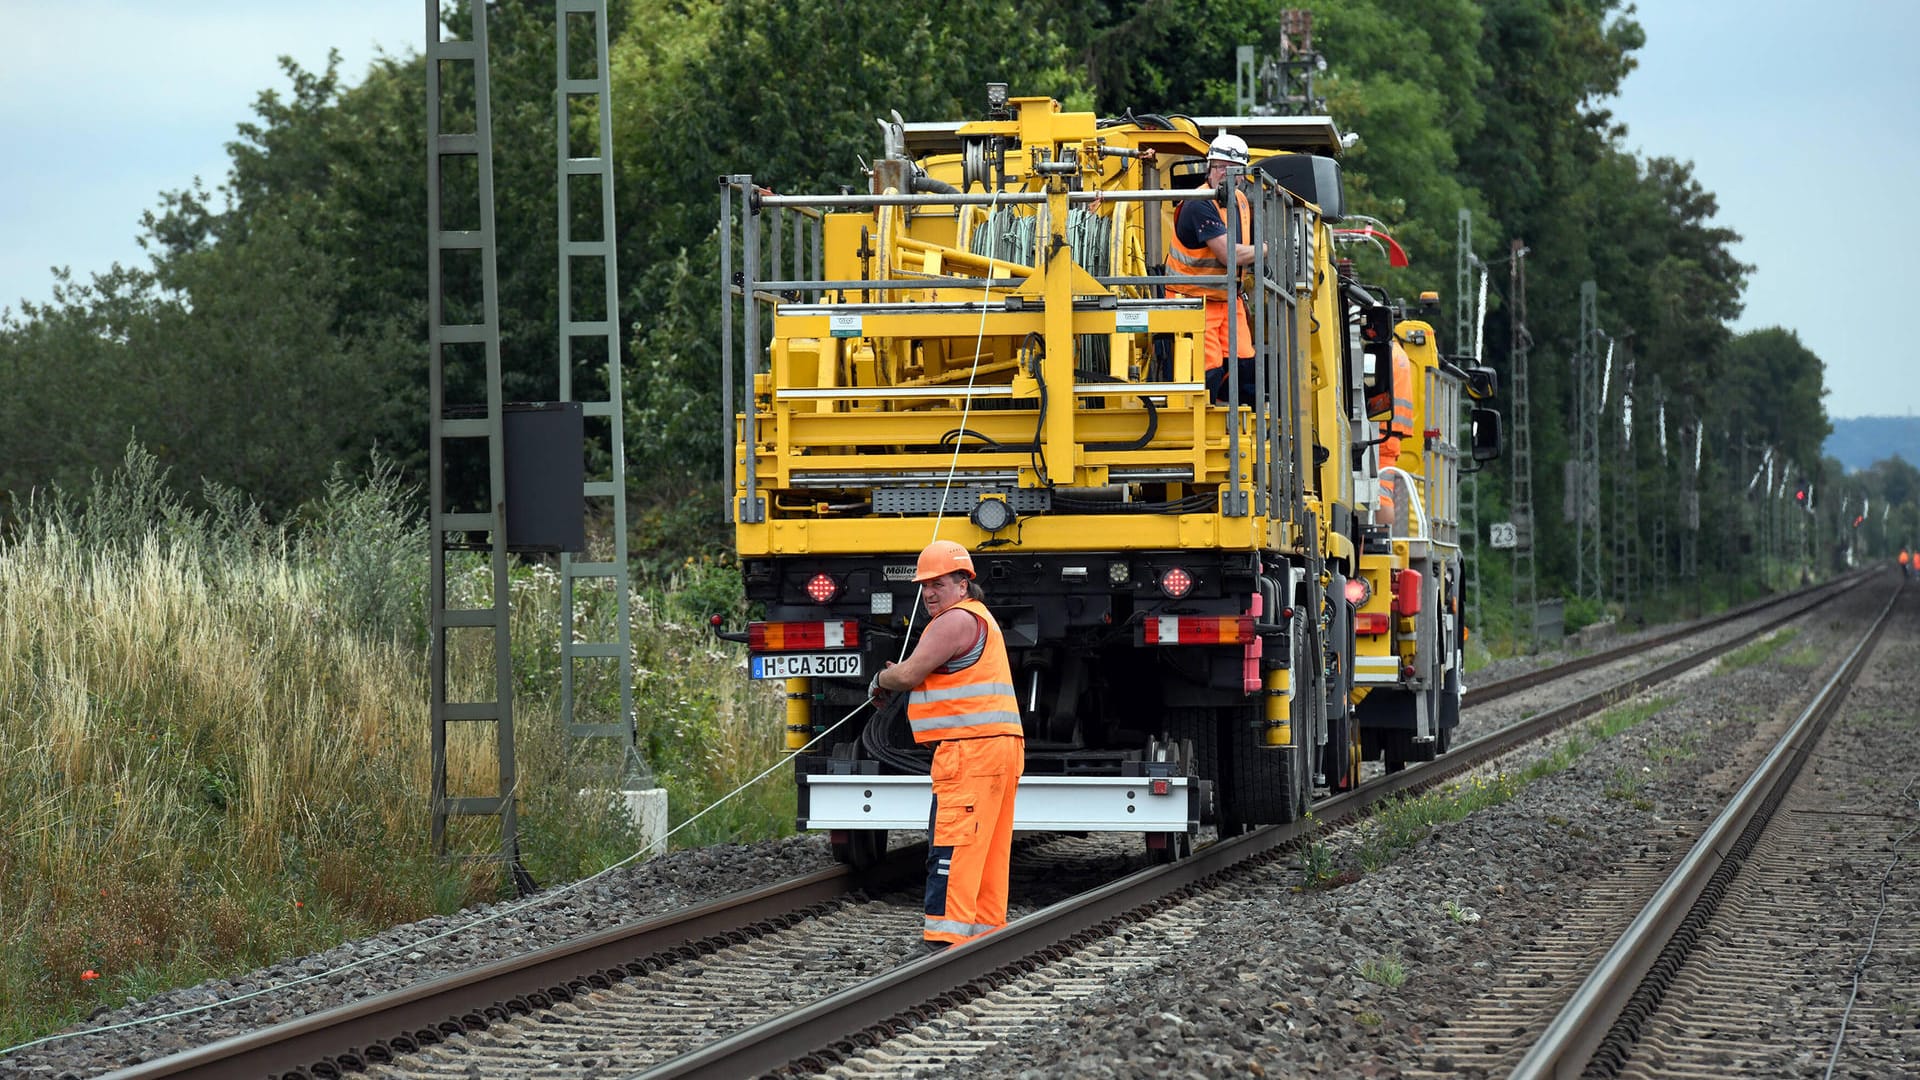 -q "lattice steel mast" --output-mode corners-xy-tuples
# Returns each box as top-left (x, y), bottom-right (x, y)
(1508, 240), (1536, 644)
